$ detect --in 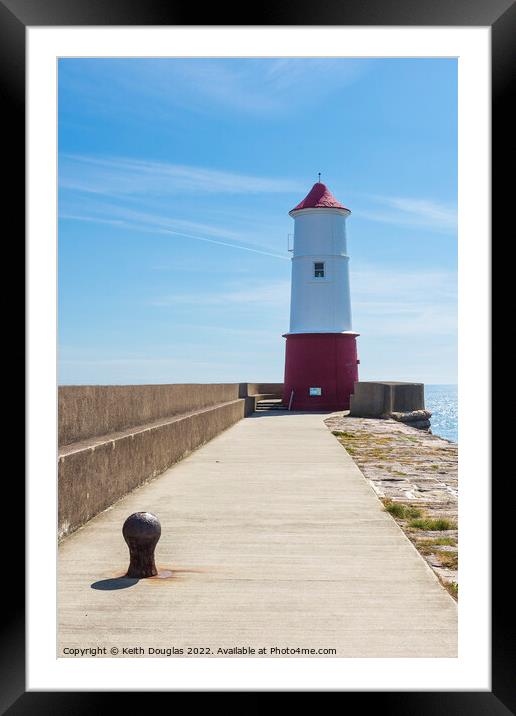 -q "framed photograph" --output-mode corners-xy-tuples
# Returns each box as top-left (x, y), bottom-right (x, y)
(5, 0), (507, 709)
